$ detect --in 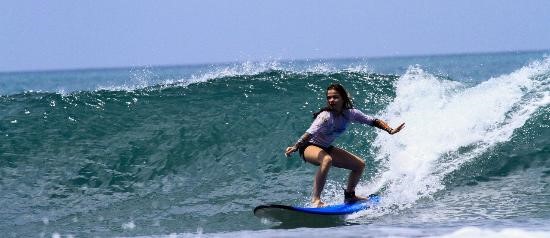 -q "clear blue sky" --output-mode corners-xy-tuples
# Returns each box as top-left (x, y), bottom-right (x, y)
(1, 0), (549, 72)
